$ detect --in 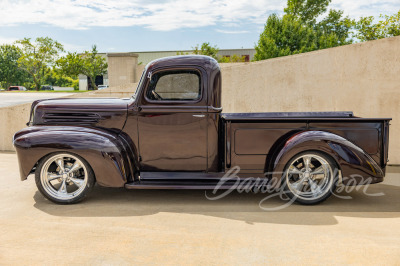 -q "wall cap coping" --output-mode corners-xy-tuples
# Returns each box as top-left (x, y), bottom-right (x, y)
(107, 52), (139, 58)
